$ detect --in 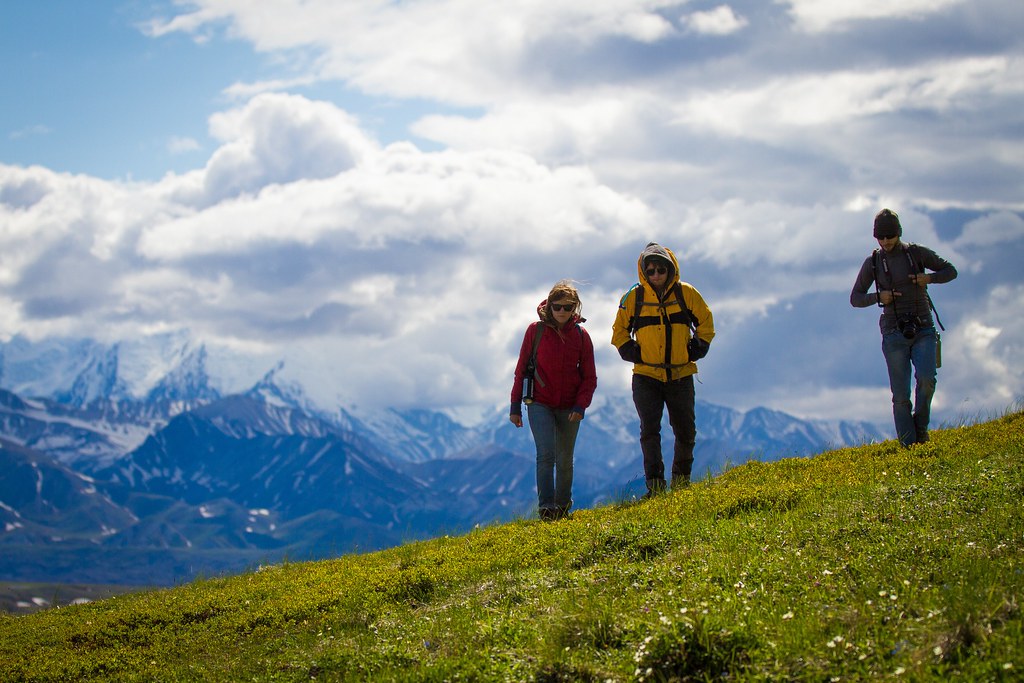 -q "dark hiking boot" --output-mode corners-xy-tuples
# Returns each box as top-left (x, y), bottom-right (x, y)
(539, 507), (557, 522)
